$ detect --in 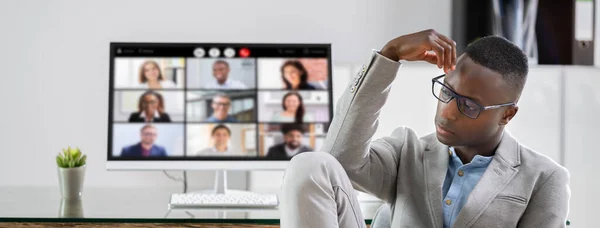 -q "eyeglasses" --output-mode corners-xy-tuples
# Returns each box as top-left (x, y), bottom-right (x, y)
(142, 132), (156, 136)
(431, 74), (515, 119)
(213, 102), (231, 107)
